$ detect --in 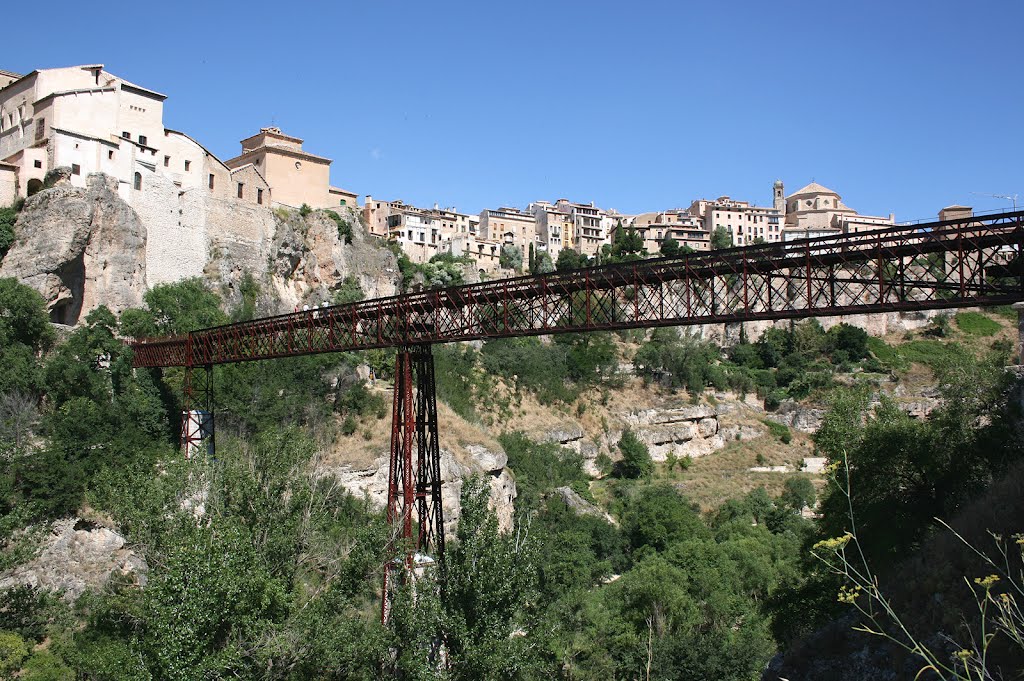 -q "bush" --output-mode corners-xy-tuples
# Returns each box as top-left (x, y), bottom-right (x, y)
(299, 203), (312, 217)
(617, 429), (653, 479)
(764, 419), (792, 444)
(332, 276), (365, 305)
(0, 206), (17, 261)
(324, 210), (353, 244)
(499, 431), (587, 511)
(499, 244), (523, 271)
